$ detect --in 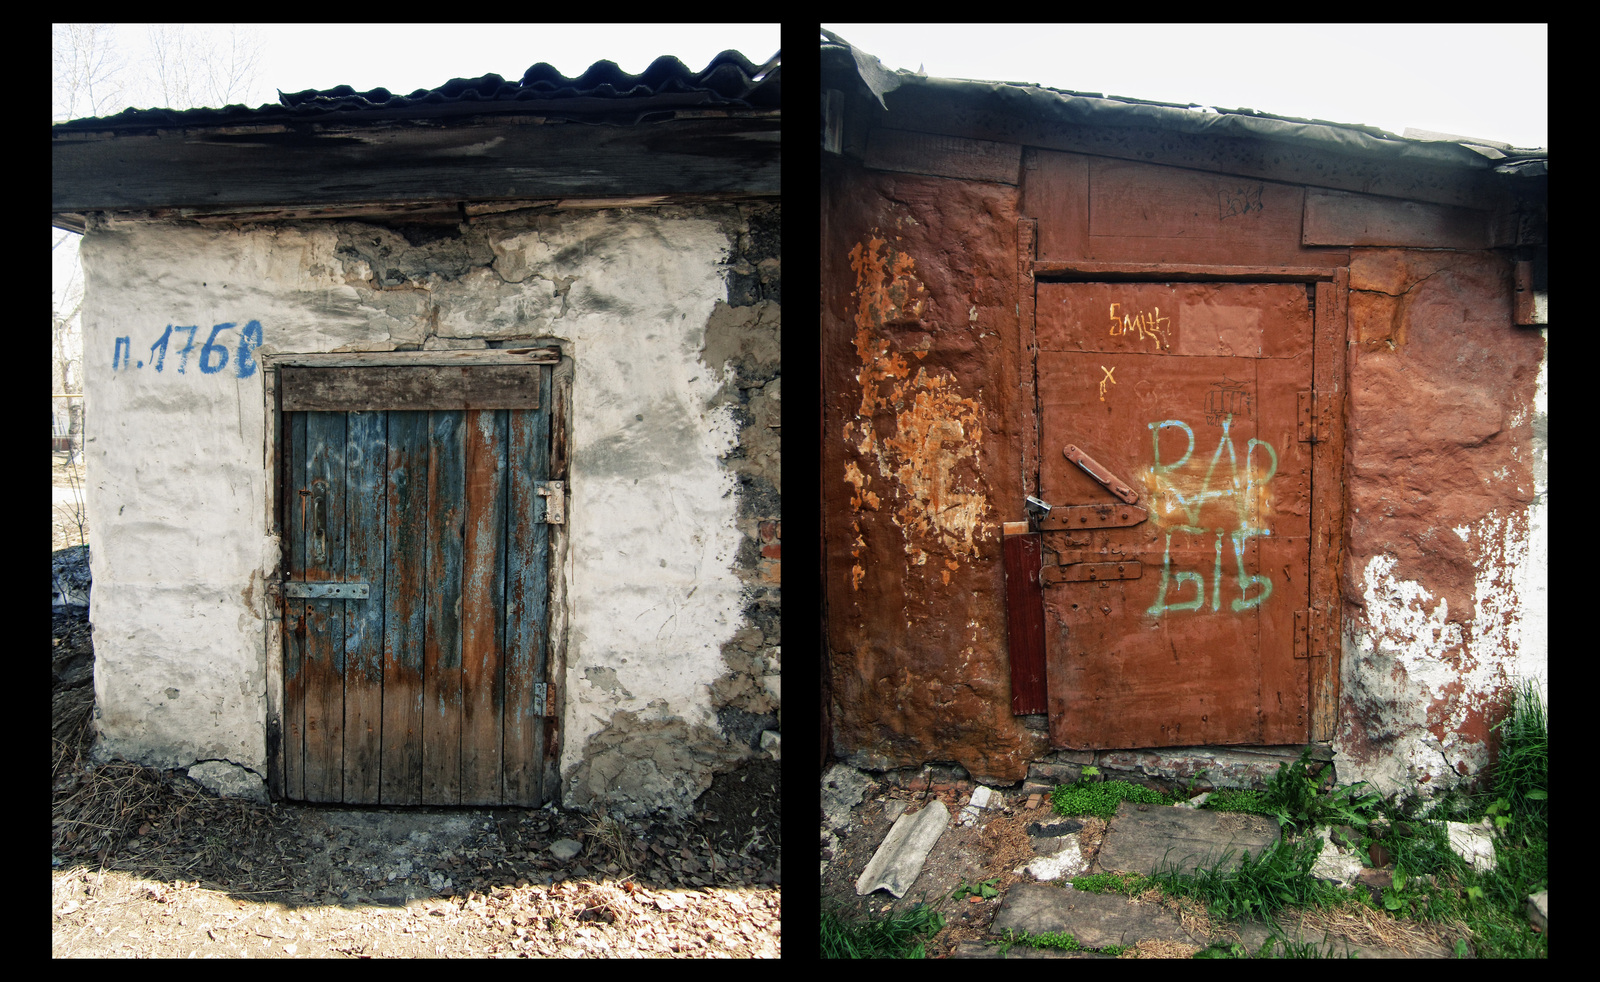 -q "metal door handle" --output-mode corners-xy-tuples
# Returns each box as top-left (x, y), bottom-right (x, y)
(311, 487), (327, 564)
(1062, 445), (1140, 504)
